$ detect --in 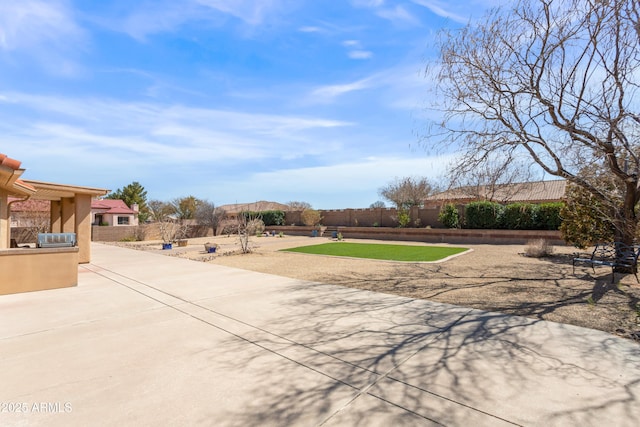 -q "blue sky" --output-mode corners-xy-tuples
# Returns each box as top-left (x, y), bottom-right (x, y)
(1, 0), (504, 209)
